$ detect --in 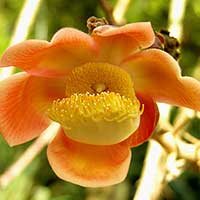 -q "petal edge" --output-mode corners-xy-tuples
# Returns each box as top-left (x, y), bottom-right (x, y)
(0, 73), (66, 146)
(0, 28), (98, 77)
(47, 129), (131, 187)
(92, 22), (155, 65)
(127, 93), (159, 147)
(121, 49), (200, 111)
